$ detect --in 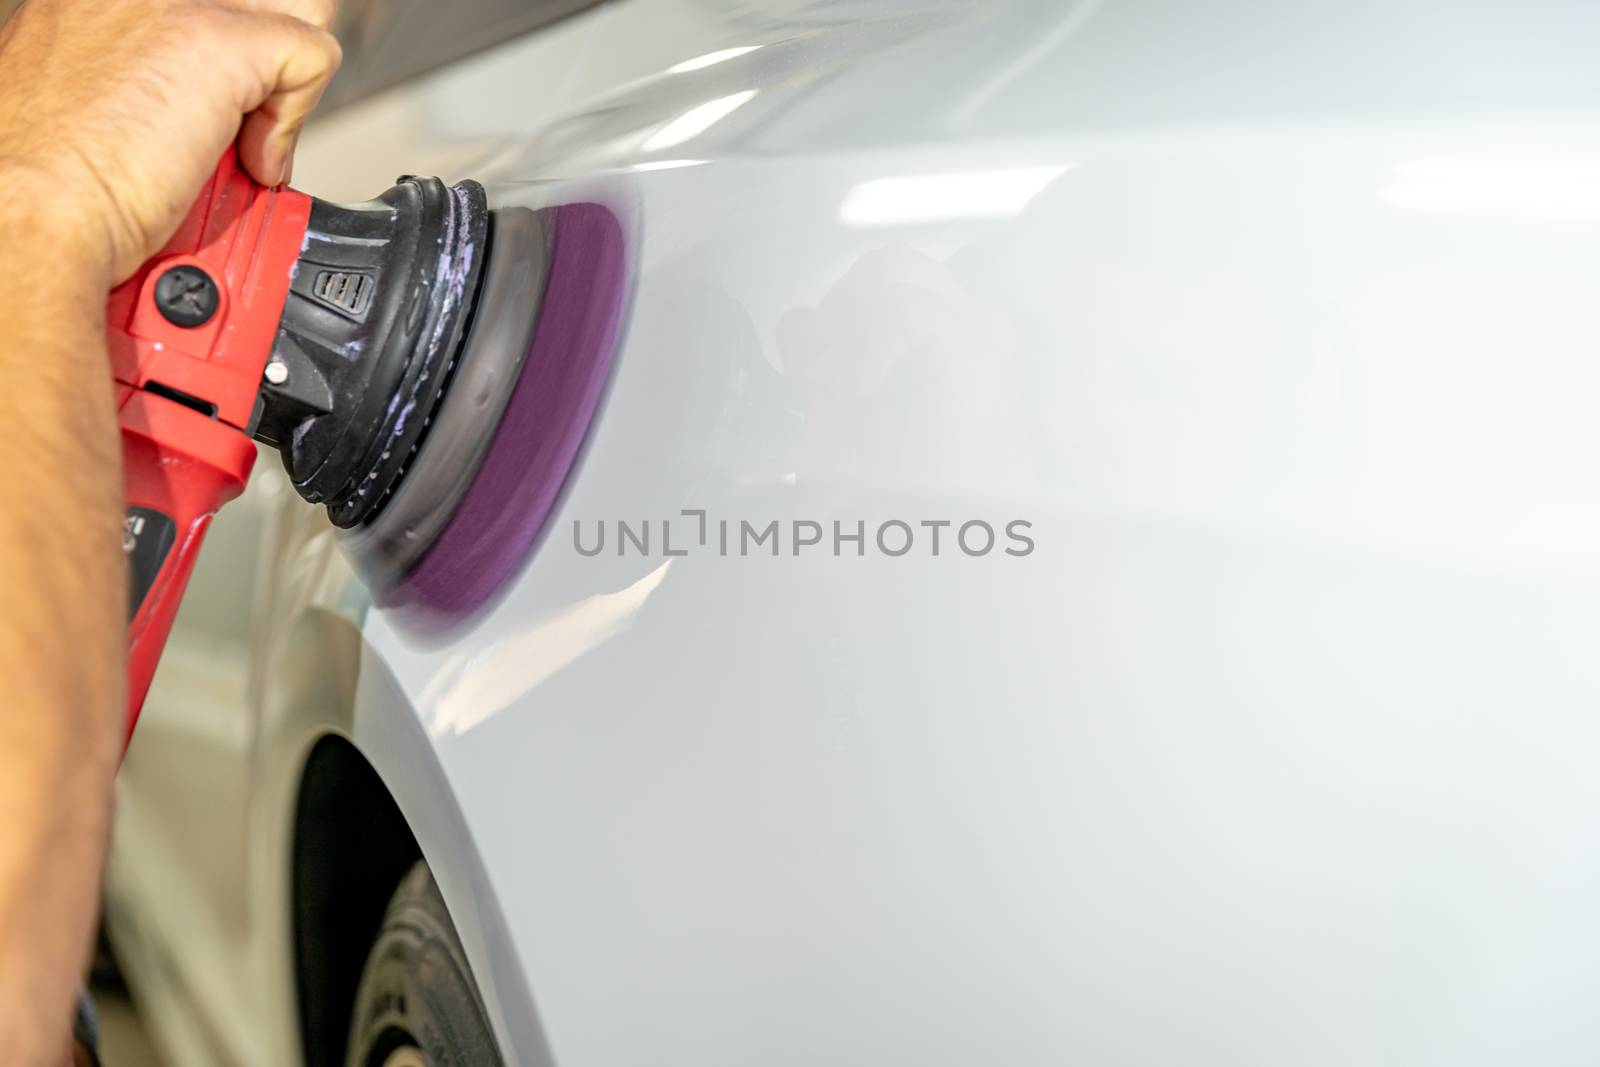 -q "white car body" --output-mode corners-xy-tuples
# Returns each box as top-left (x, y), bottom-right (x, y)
(109, 1), (1600, 1064)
